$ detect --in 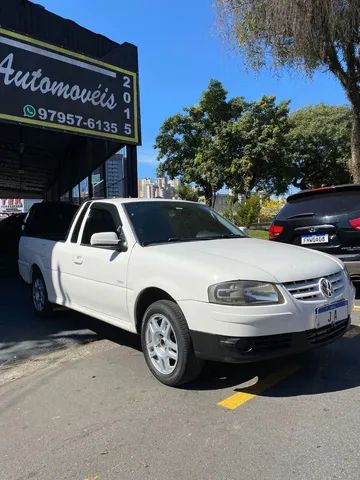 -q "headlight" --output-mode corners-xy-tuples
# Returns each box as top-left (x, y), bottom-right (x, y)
(208, 280), (284, 306)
